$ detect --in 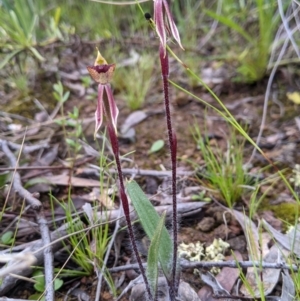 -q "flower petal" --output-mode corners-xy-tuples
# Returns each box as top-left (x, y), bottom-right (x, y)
(94, 47), (108, 65)
(94, 84), (104, 138)
(162, 0), (184, 50)
(154, 0), (167, 54)
(104, 84), (119, 135)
